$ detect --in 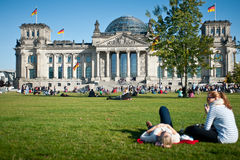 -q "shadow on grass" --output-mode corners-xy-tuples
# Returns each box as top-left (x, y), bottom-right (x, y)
(111, 129), (146, 140)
